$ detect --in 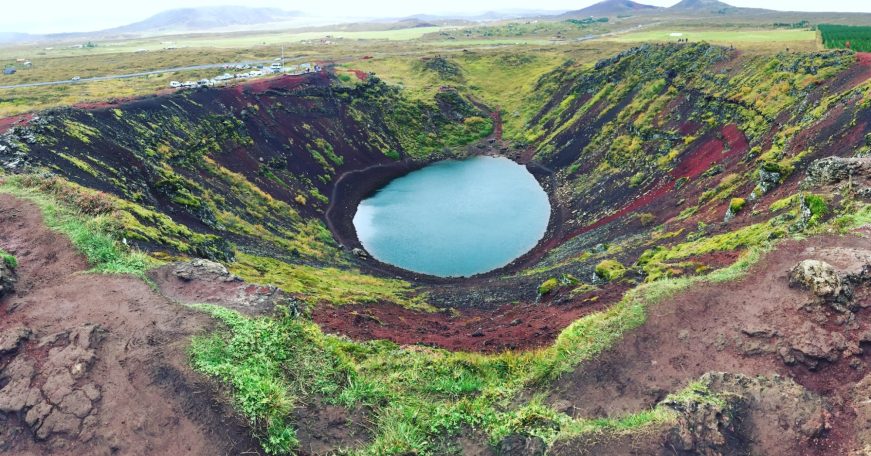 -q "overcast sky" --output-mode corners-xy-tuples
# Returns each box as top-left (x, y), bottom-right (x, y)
(3, 0), (871, 34)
